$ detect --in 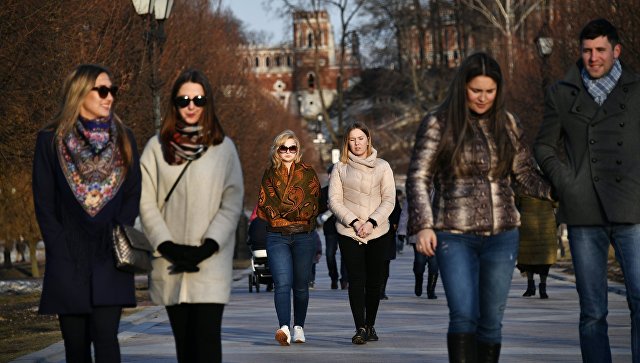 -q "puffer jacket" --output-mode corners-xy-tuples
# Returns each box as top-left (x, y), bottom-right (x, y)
(406, 112), (551, 236)
(328, 148), (396, 244)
